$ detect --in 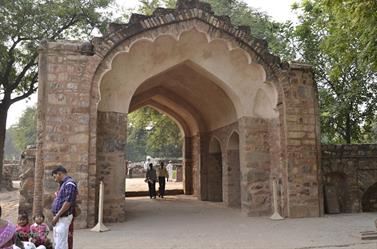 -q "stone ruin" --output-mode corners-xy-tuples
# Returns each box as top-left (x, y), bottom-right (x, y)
(18, 146), (37, 215)
(21, 0), (376, 228)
